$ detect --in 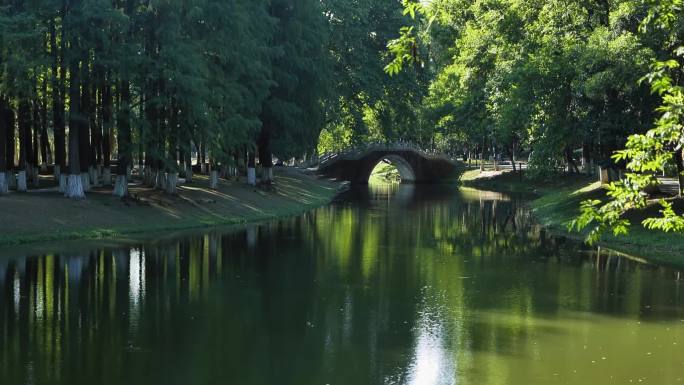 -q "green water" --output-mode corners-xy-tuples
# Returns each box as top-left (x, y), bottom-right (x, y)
(1, 185), (684, 385)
